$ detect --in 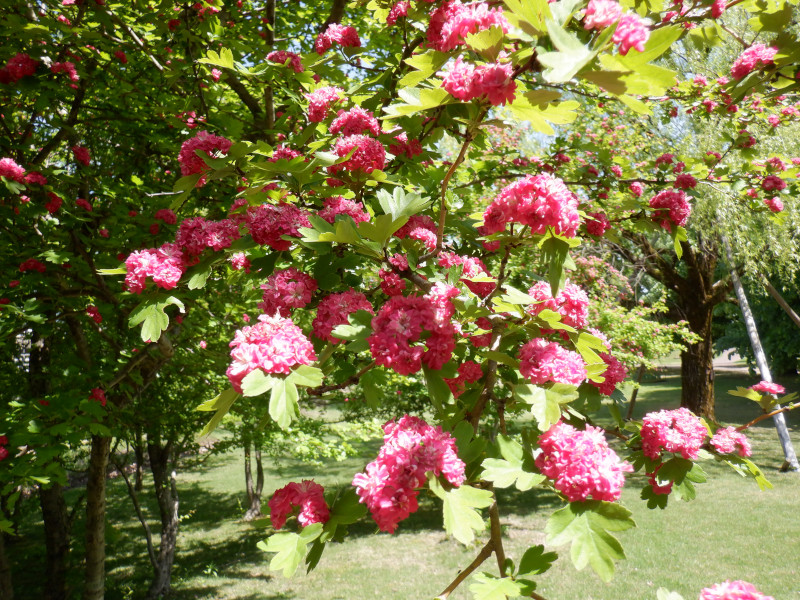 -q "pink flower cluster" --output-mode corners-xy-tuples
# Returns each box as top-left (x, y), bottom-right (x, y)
(437, 252), (494, 297)
(258, 267), (318, 317)
(583, 1), (649, 55)
(367, 293), (456, 375)
(318, 196), (370, 224)
(268, 480), (330, 529)
(305, 86), (344, 122)
(19, 258), (47, 273)
(154, 208), (177, 225)
(483, 173), (581, 237)
(51, 61), (79, 82)
(442, 56), (516, 106)
(245, 202), (310, 251)
(649, 189), (691, 232)
(427, 1), (509, 52)
(330, 106), (381, 137)
(226, 314), (317, 393)
(352, 415), (465, 533)
(585, 211), (610, 236)
(583, 0), (622, 29)
(764, 197), (783, 213)
(315, 23), (361, 55)
(731, 44), (778, 79)
(0, 53), (38, 85)
(641, 407), (707, 460)
(267, 50), (303, 73)
(86, 305), (102, 324)
(46, 192), (63, 214)
(518, 339), (587, 386)
(387, 1), (409, 25)
(535, 421), (633, 502)
(761, 174), (785, 191)
(750, 380), (784, 395)
(125, 243), (185, 293)
(329, 134), (386, 176)
(312, 289), (373, 343)
(177, 130), (232, 183)
(710, 426), (751, 458)
(527, 281), (590, 329)
(445, 361), (483, 397)
(88, 388), (107, 407)
(176, 217), (241, 256)
(0, 157), (25, 183)
(0, 436), (8, 462)
(590, 352), (628, 396)
(394, 214), (437, 250)
(71, 145), (91, 166)
(389, 132), (423, 159)
(700, 580), (774, 600)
